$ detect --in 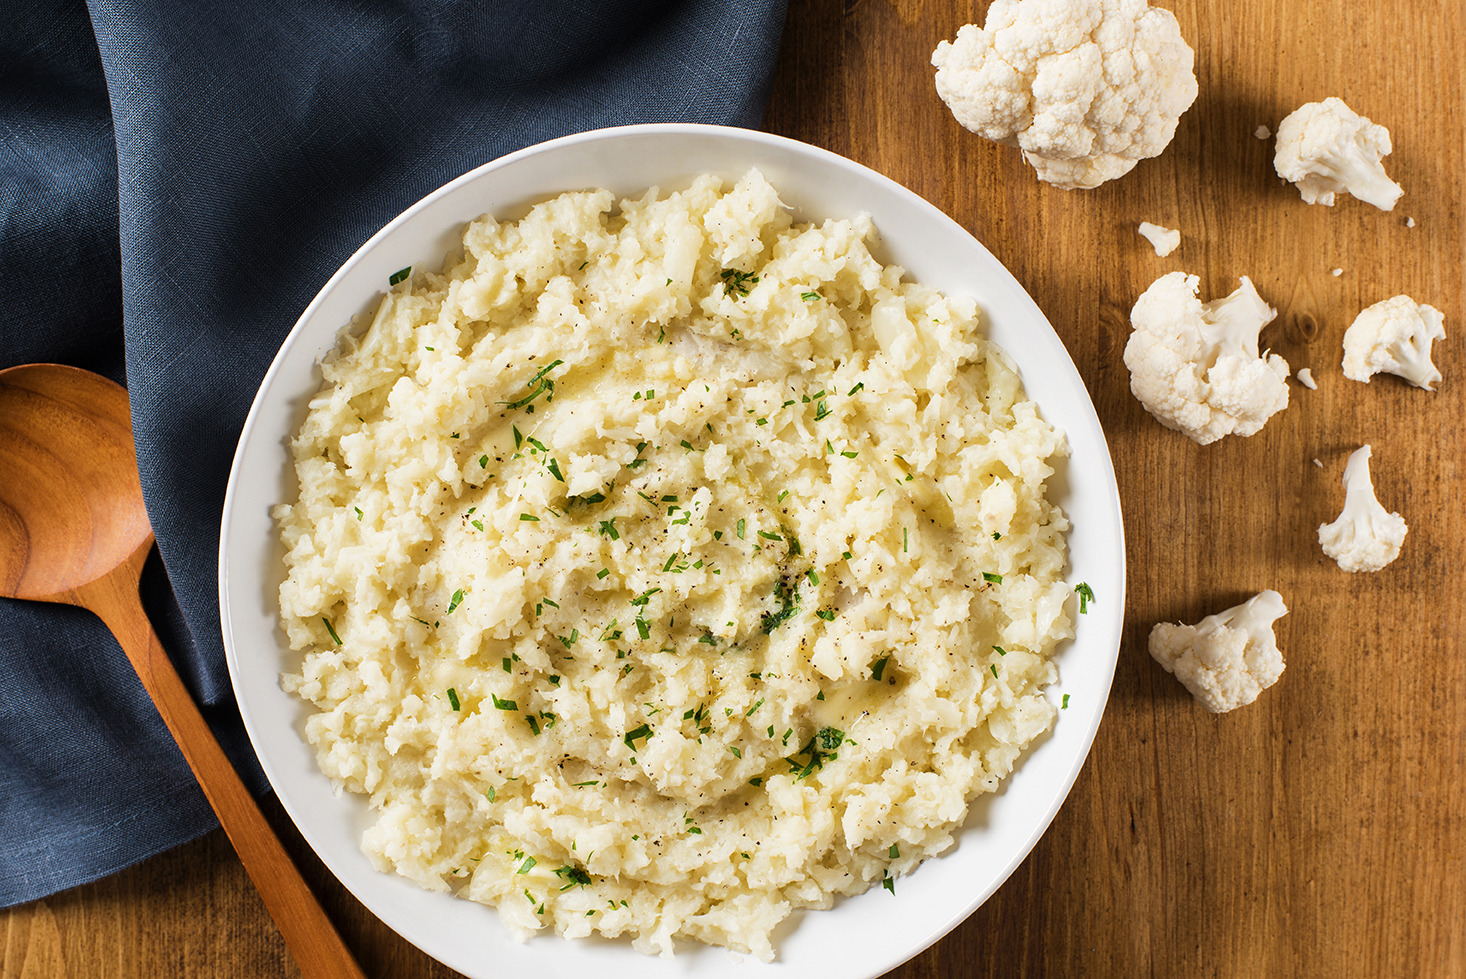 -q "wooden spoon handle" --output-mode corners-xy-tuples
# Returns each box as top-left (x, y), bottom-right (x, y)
(78, 540), (366, 979)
